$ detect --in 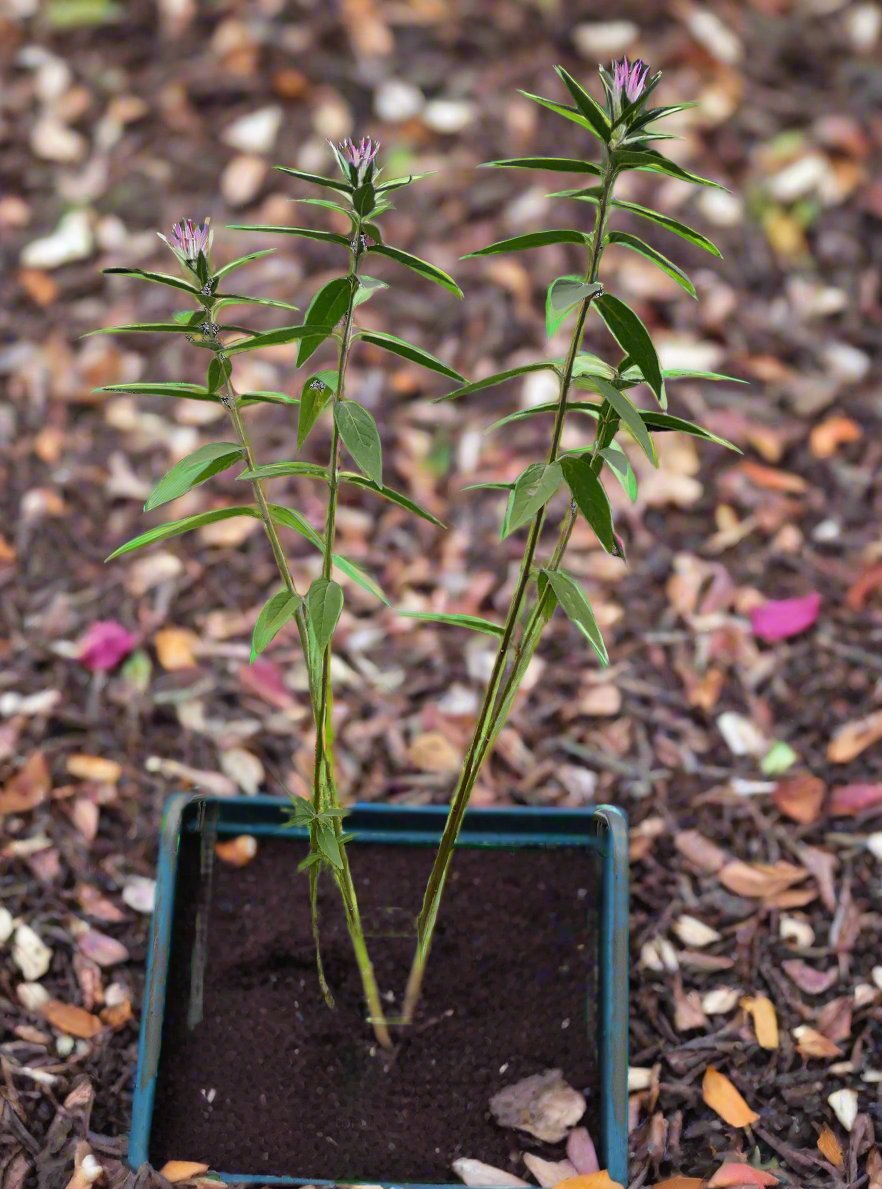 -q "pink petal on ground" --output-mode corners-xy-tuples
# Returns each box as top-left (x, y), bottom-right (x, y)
(749, 593), (821, 643)
(782, 959), (838, 995)
(829, 783), (882, 817)
(78, 621), (138, 671)
(566, 1126), (600, 1174)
